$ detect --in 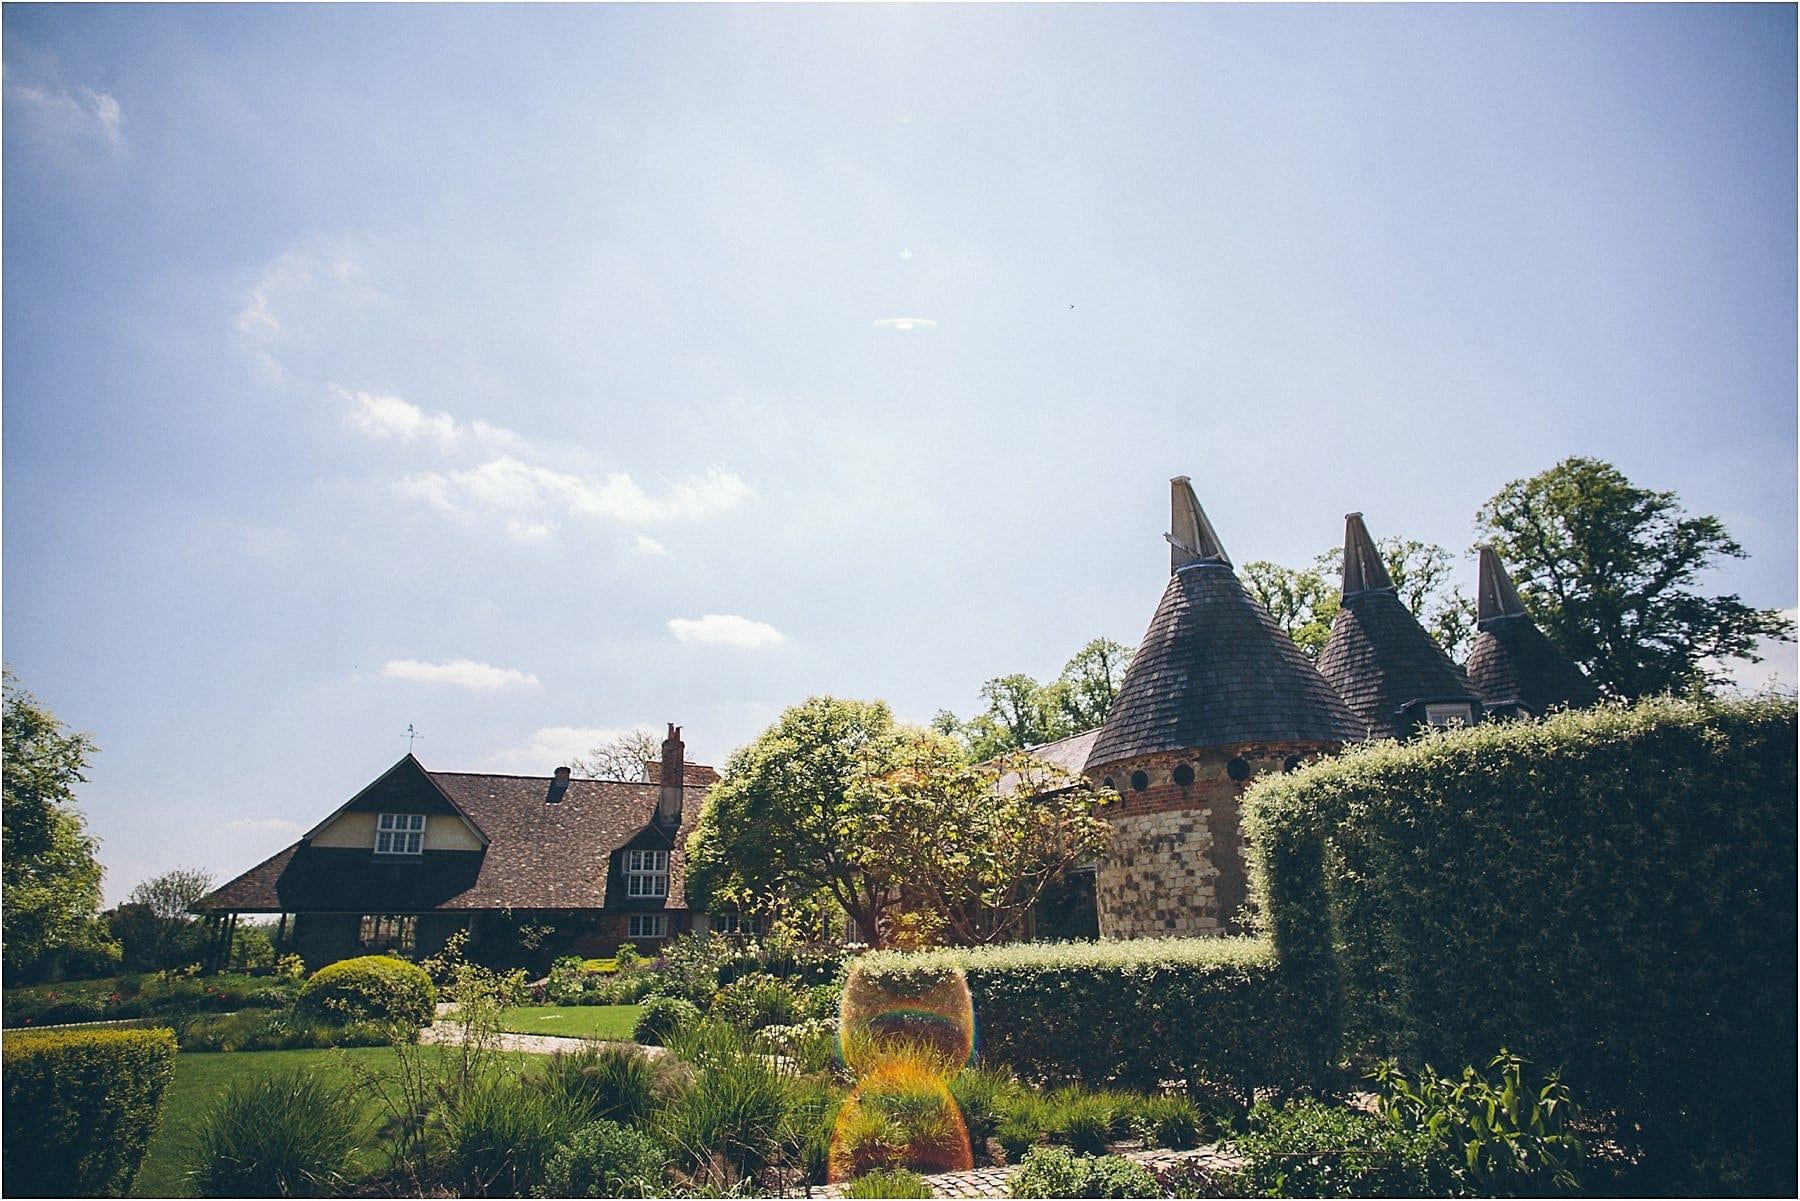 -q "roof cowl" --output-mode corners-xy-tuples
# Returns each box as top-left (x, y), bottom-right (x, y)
(1476, 545), (1529, 627)
(1340, 512), (1395, 597)
(1166, 476), (1231, 572)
